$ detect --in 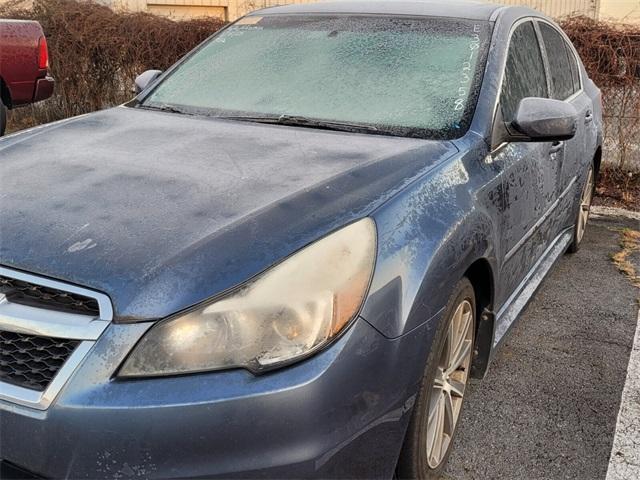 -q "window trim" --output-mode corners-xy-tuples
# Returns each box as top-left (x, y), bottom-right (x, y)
(499, 19), (551, 124)
(535, 19), (584, 102)
(532, 21), (554, 99)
